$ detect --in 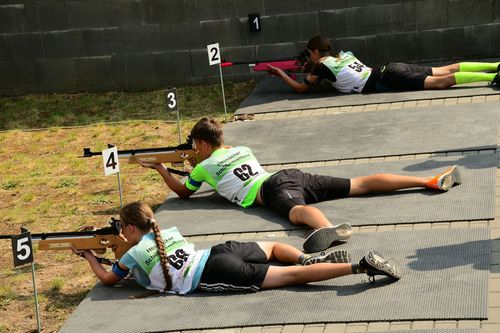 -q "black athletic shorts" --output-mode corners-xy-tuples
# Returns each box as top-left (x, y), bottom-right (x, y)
(368, 62), (433, 92)
(260, 169), (351, 218)
(198, 241), (269, 292)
